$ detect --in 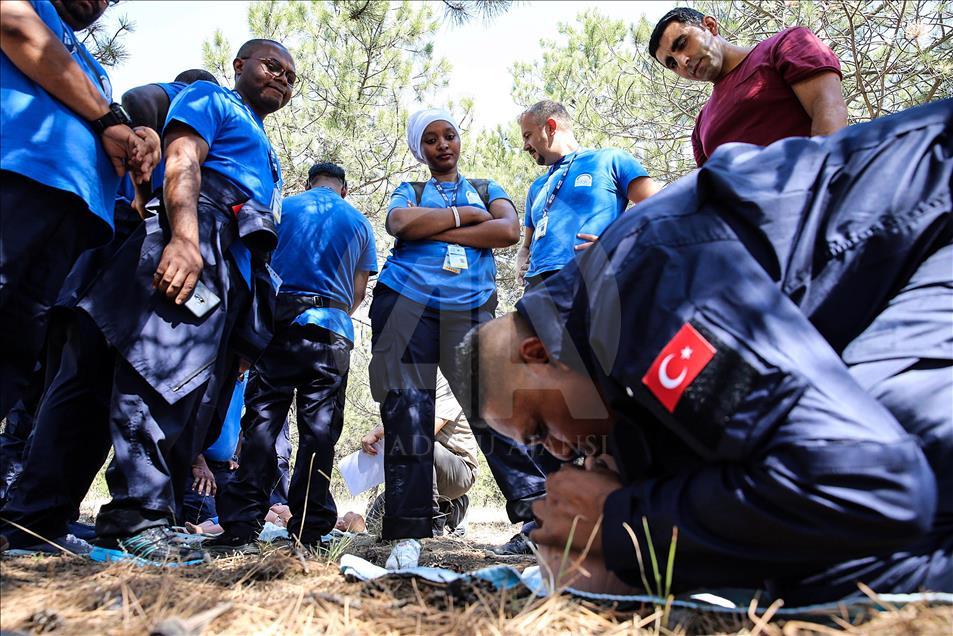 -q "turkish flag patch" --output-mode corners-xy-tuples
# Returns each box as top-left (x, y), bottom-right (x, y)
(642, 323), (716, 412)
